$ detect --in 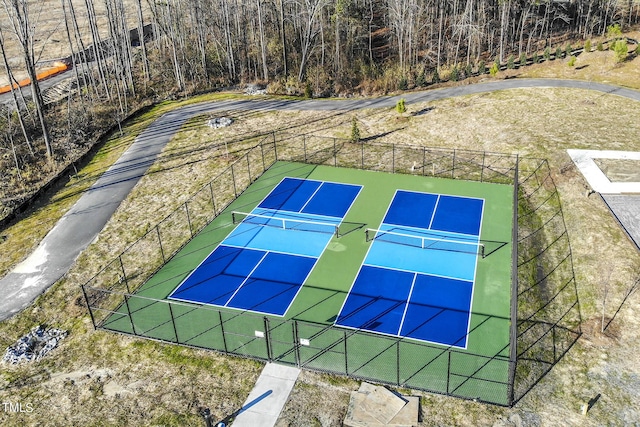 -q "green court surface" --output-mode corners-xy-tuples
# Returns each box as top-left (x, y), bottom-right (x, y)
(103, 161), (514, 404)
